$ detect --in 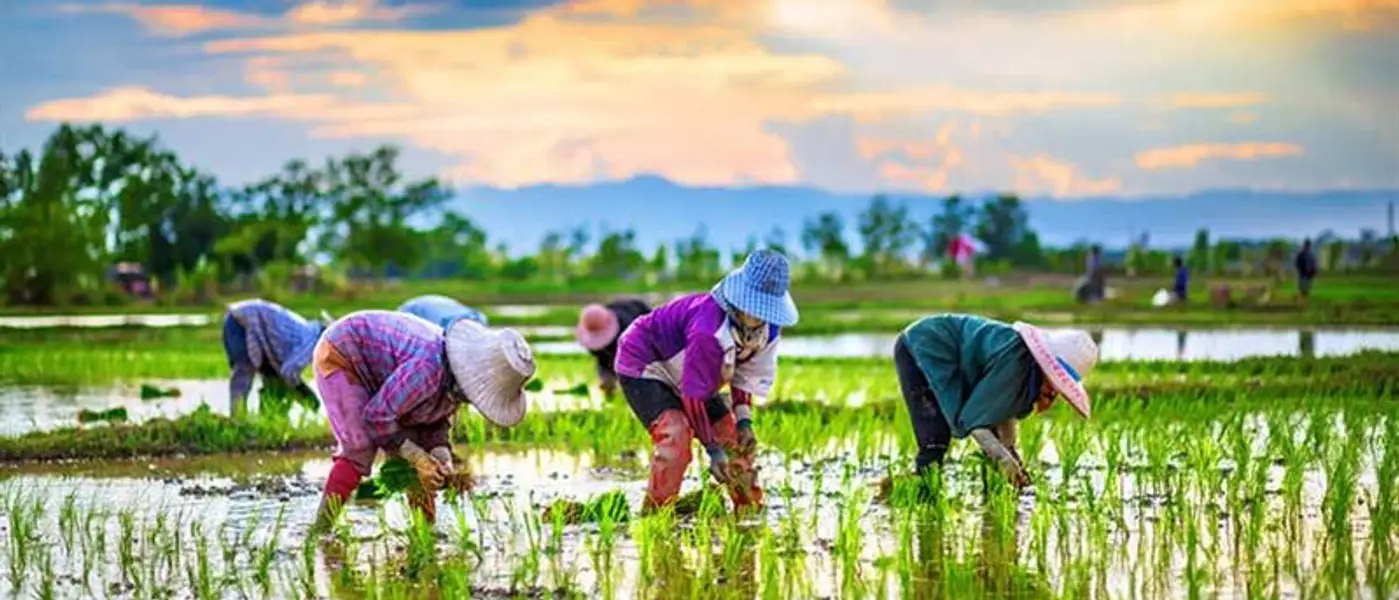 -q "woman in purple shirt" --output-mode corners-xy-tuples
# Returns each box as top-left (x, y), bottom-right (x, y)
(615, 250), (799, 512)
